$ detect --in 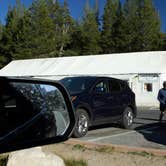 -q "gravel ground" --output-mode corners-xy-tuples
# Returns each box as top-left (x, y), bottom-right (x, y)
(42, 143), (166, 166)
